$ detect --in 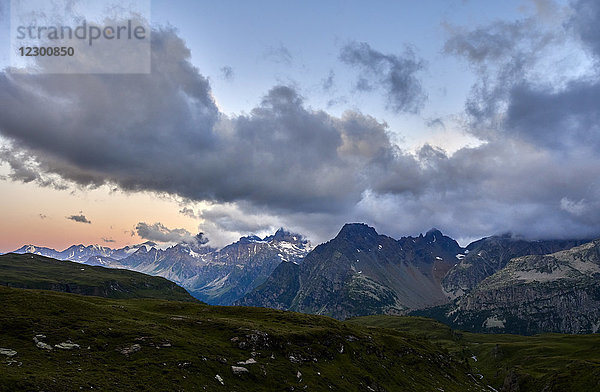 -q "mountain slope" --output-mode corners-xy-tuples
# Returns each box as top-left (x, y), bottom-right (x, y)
(238, 224), (459, 319)
(442, 235), (589, 299)
(348, 315), (600, 392)
(112, 229), (311, 305)
(0, 286), (488, 392)
(0, 253), (195, 302)
(11, 229), (312, 305)
(416, 240), (600, 334)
